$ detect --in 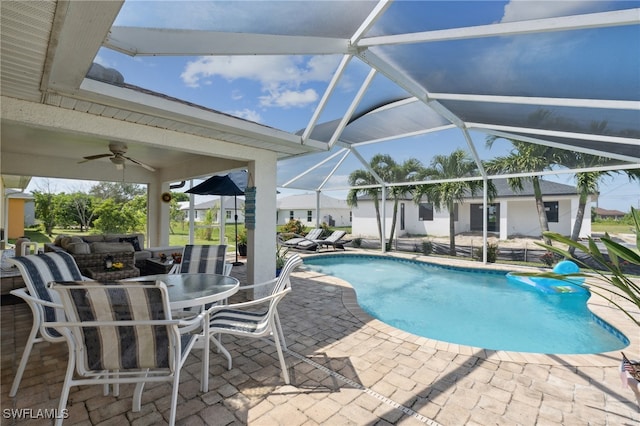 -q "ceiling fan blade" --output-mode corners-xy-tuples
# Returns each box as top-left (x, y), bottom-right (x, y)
(78, 153), (112, 163)
(125, 155), (156, 172)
